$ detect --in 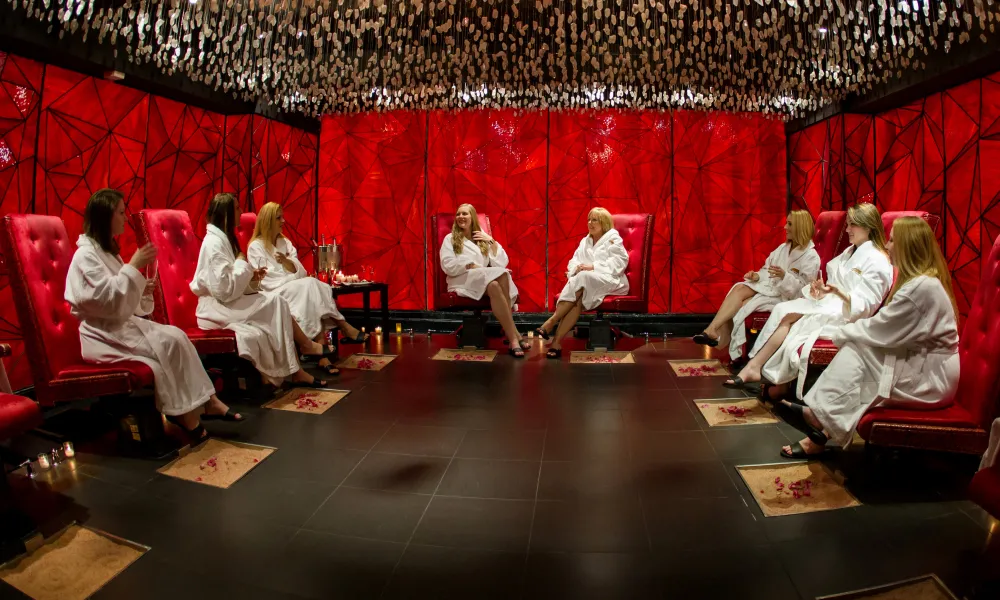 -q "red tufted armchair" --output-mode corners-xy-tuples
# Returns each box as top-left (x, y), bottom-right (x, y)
(431, 213), (495, 348)
(0, 215), (155, 406)
(237, 212), (257, 254)
(130, 210), (237, 356)
(743, 211), (850, 356)
(0, 345), (41, 440)
(854, 230), (1000, 454)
